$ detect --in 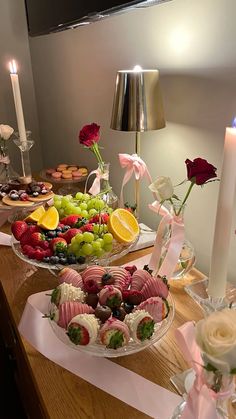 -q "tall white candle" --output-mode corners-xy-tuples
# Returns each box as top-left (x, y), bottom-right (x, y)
(208, 121), (236, 299)
(9, 60), (27, 145)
